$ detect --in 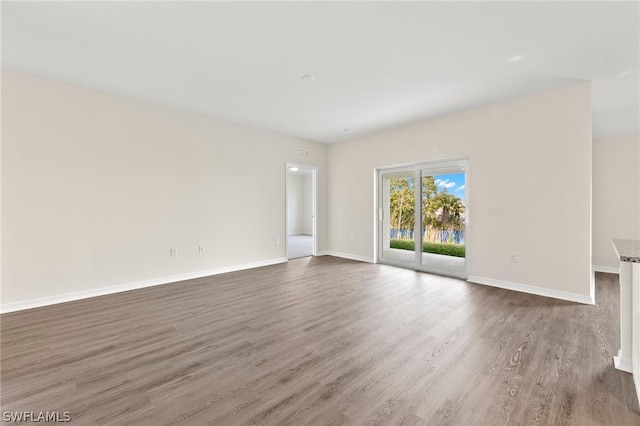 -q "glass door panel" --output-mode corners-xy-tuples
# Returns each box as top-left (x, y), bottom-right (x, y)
(420, 168), (467, 274)
(380, 170), (418, 265)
